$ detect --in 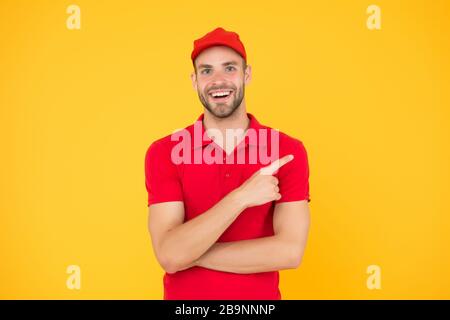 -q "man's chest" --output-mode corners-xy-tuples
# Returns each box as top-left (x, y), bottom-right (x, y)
(179, 163), (275, 241)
